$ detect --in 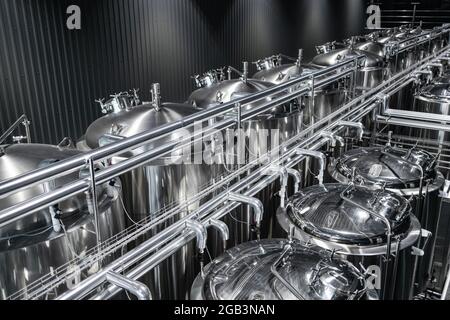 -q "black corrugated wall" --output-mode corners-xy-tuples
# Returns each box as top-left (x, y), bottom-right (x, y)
(0, 0), (366, 144)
